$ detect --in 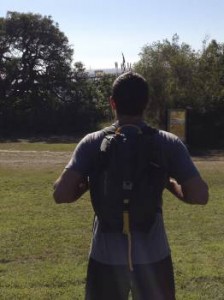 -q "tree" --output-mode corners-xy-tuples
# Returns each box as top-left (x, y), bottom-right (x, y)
(0, 11), (74, 134)
(134, 35), (197, 127)
(69, 62), (101, 131)
(92, 73), (116, 122)
(134, 35), (224, 146)
(71, 63), (116, 128)
(189, 39), (224, 147)
(197, 39), (224, 110)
